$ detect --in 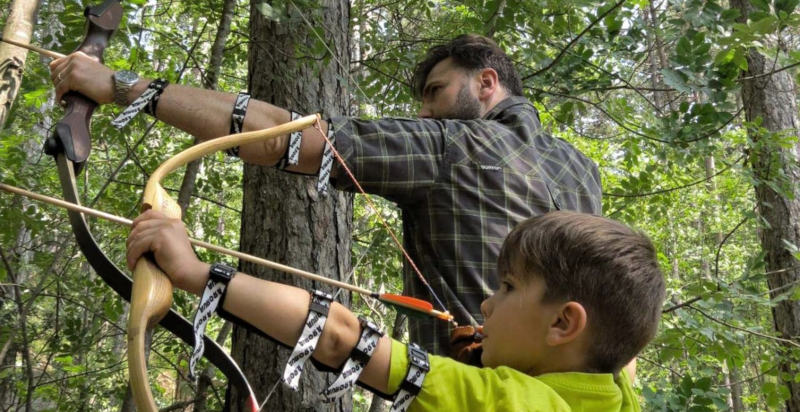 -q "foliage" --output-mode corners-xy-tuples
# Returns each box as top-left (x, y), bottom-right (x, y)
(1, 0), (798, 409)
